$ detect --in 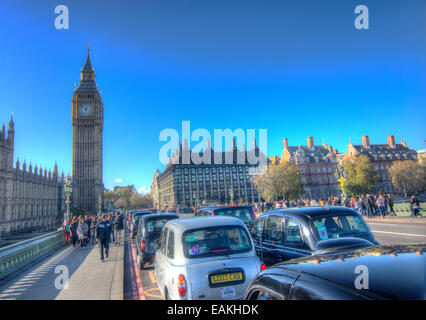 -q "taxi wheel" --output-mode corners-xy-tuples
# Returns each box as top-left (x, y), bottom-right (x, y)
(165, 288), (170, 300)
